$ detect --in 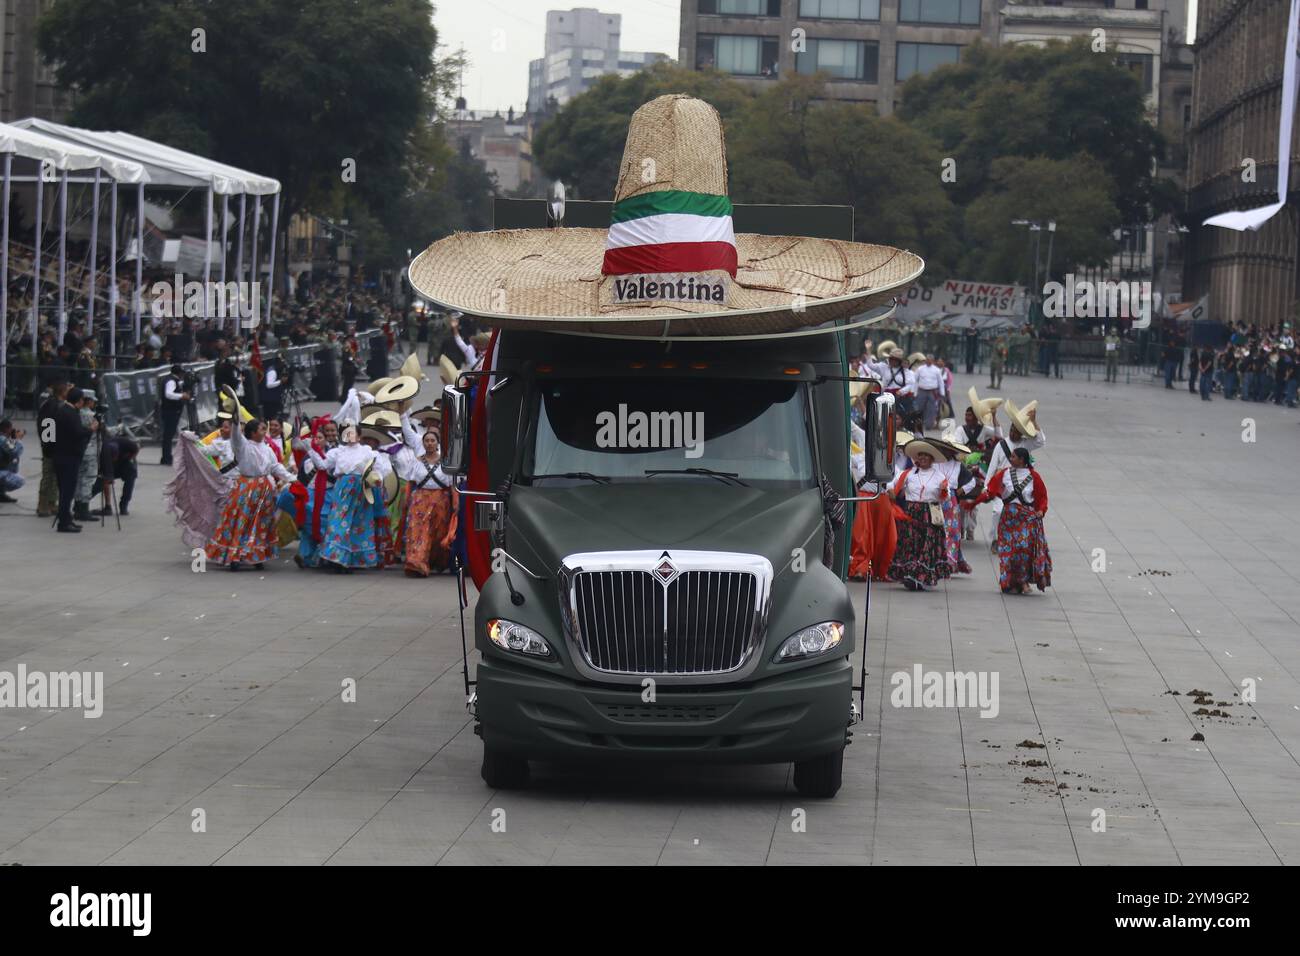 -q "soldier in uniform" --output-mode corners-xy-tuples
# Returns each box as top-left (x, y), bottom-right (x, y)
(989, 333), (1007, 389)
